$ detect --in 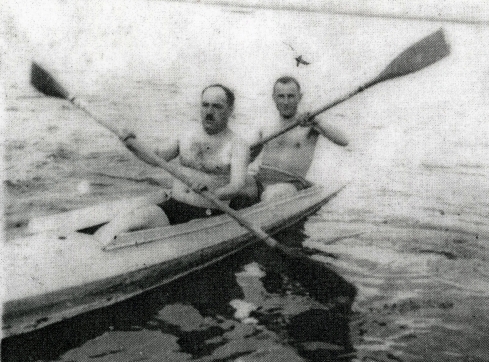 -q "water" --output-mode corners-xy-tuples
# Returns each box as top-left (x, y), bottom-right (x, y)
(2, 226), (357, 361)
(3, 1), (489, 361)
